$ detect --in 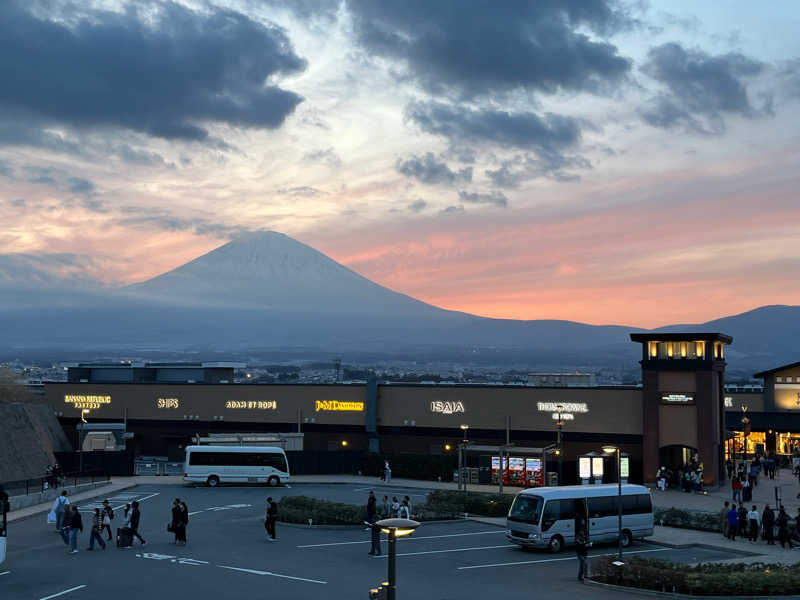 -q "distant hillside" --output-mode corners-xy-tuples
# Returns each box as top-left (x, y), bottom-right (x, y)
(0, 231), (797, 371)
